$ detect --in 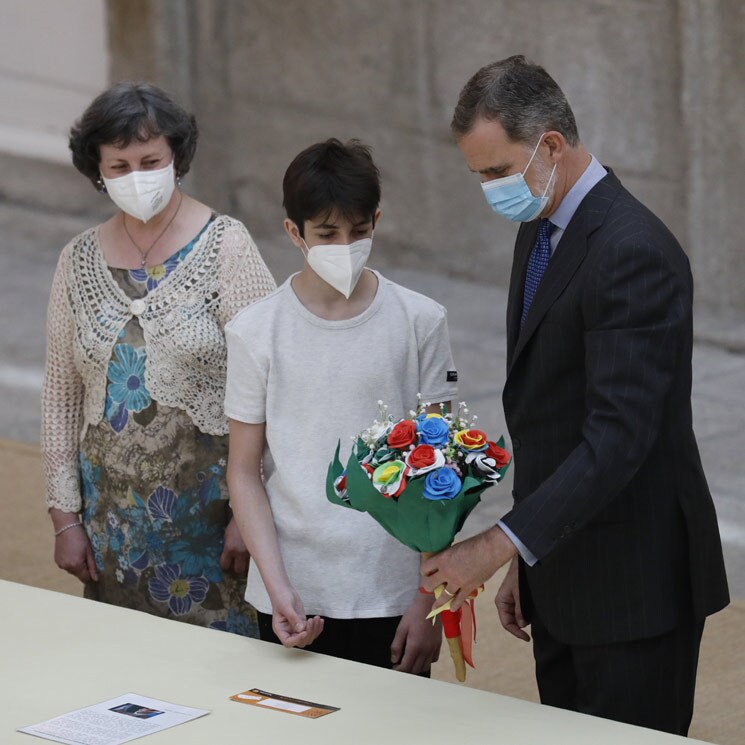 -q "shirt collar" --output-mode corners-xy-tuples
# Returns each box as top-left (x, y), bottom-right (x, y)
(549, 155), (607, 231)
